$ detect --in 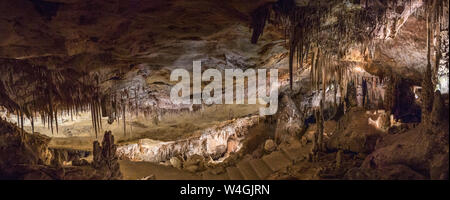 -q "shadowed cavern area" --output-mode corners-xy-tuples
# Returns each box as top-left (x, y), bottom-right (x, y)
(0, 0), (448, 180)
